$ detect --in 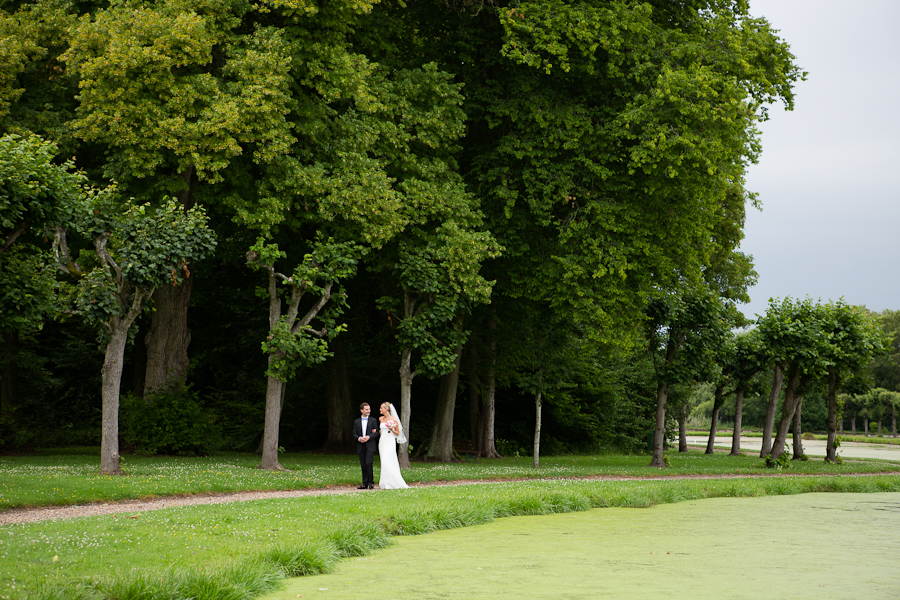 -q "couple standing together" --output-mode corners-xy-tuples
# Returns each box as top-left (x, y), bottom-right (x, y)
(354, 402), (409, 490)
